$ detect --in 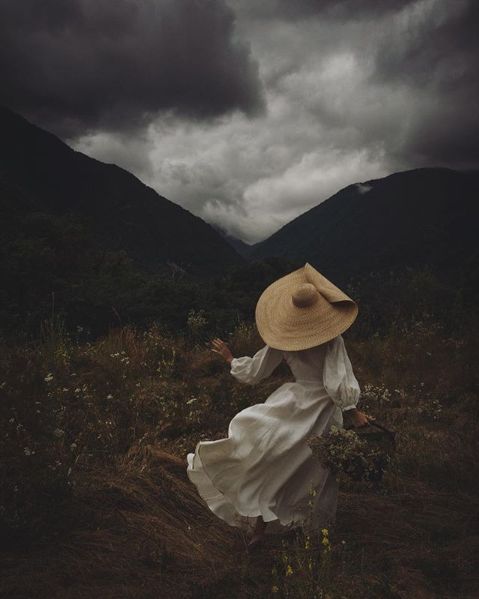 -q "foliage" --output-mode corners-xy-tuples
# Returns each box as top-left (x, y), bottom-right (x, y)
(271, 527), (333, 598)
(309, 426), (392, 483)
(0, 267), (478, 596)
